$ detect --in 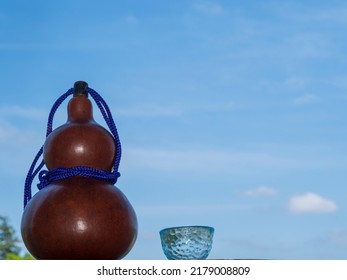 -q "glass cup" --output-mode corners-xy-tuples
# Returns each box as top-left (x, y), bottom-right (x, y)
(159, 226), (214, 260)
